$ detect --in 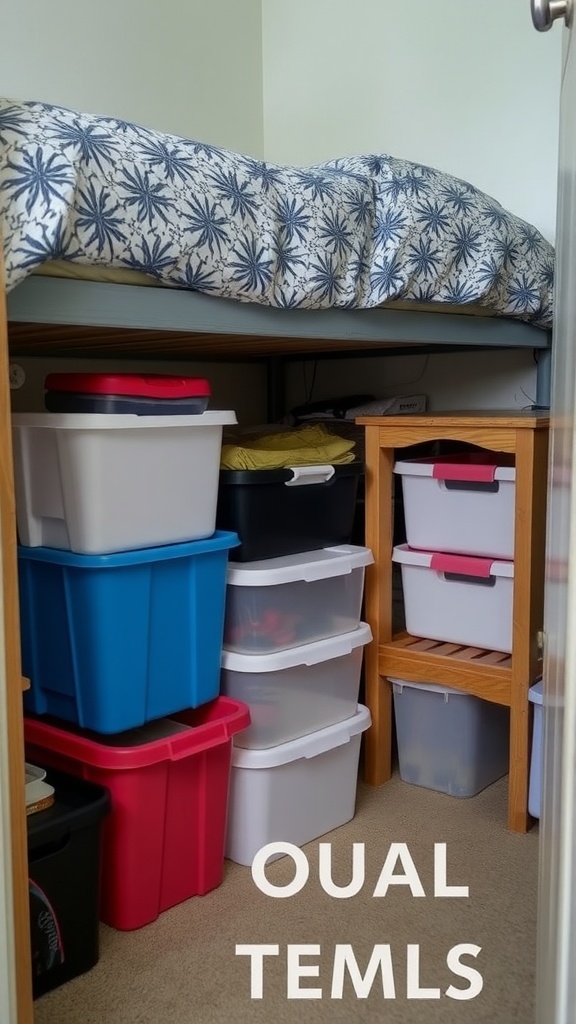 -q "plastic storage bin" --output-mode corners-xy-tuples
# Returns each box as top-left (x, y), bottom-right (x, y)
(224, 545), (374, 654)
(19, 532), (239, 733)
(529, 680), (543, 819)
(12, 408), (236, 553)
(43, 372), (211, 415)
(221, 622), (372, 748)
(393, 544), (514, 653)
(394, 452), (516, 558)
(391, 679), (510, 797)
(216, 462), (364, 561)
(28, 766), (111, 997)
(25, 697), (250, 931)
(225, 703), (371, 866)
